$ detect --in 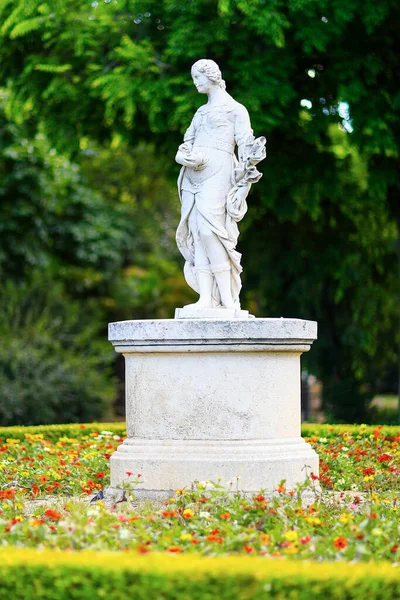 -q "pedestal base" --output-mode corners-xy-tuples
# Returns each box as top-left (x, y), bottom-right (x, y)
(108, 317), (319, 496)
(110, 437), (319, 495)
